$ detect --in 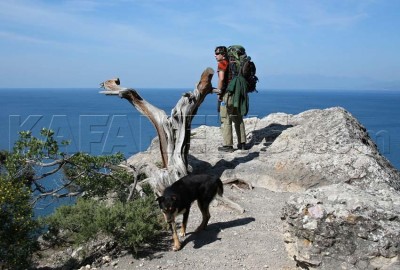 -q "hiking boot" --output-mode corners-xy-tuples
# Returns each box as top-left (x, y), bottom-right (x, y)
(237, 143), (247, 150)
(218, 145), (234, 152)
